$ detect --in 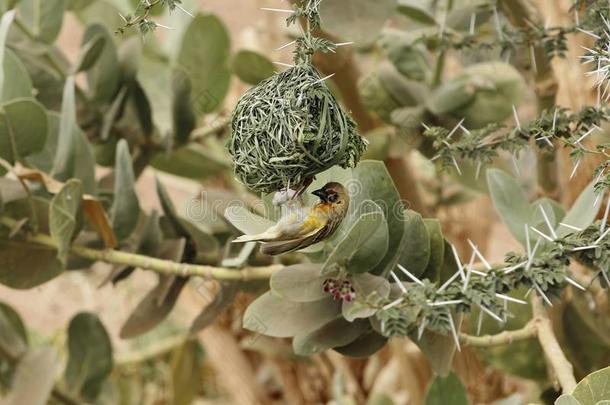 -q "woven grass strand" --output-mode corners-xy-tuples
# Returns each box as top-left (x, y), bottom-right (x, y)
(228, 64), (367, 193)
